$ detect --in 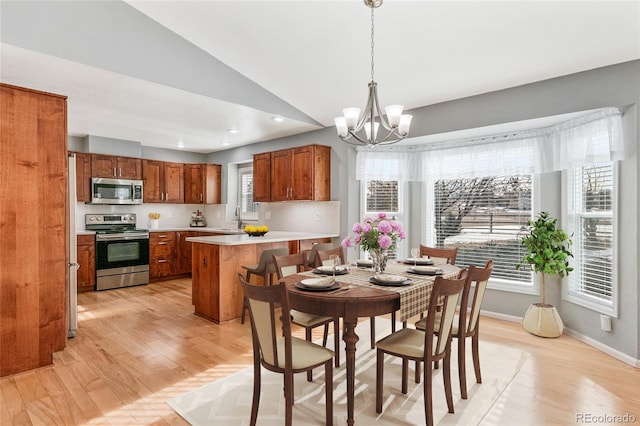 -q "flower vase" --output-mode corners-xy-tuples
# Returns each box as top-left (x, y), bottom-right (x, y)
(370, 250), (388, 273)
